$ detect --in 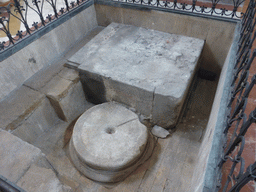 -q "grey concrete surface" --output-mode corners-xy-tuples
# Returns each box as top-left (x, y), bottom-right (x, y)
(0, 5), (98, 101)
(17, 164), (71, 192)
(95, 4), (237, 74)
(0, 129), (71, 192)
(12, 98), (60, 144)
(69, 23), (204, 128)
(0, 85), (45, 131)
(0, 129), (42, 183)
(70, 102), (155, 183)
(23, 26), (105, 92)
(1, 73), (217, 192)
(190, 24), (240, 192)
